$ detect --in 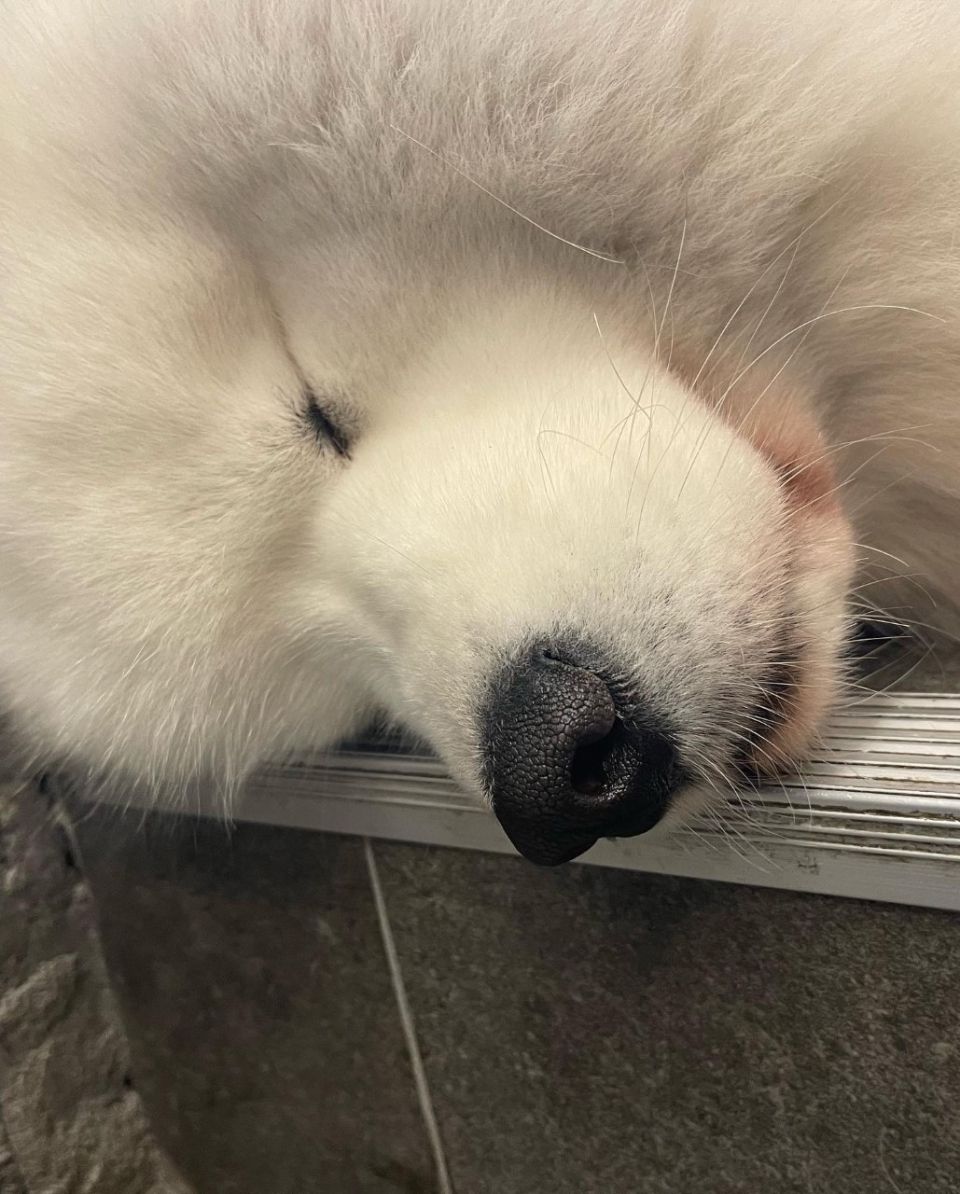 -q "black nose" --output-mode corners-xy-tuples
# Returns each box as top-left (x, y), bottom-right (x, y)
(482, 644), (683, 865)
